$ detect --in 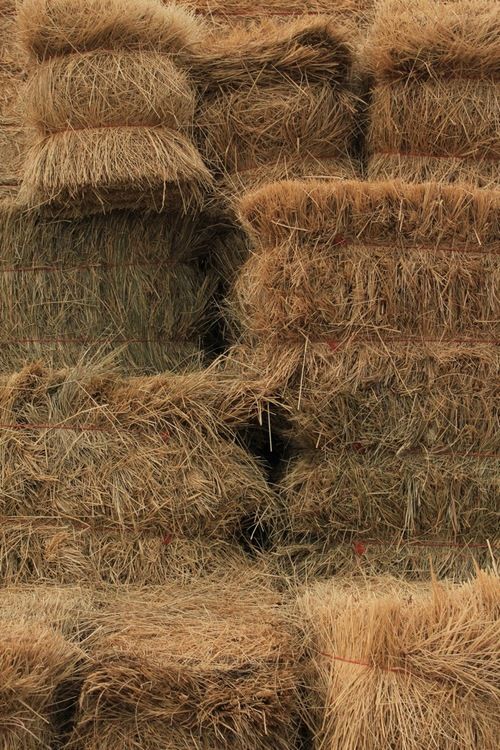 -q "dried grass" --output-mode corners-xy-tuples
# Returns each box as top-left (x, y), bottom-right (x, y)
(226, 340), (499, 452)
(364, 0), (500, 186)
(18, 0), (205, 61)
(0, 520), (258, 584)
(0, 619), (84, 750)
(25, 51), (196, 131)
(0, 207), (215, 372)
(194, 18), (360, 211)
(279, 448), (499, 541)
(298, 570), (500, 749)
(0, 363), (275, 538)
(70, 577), (300, 750)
